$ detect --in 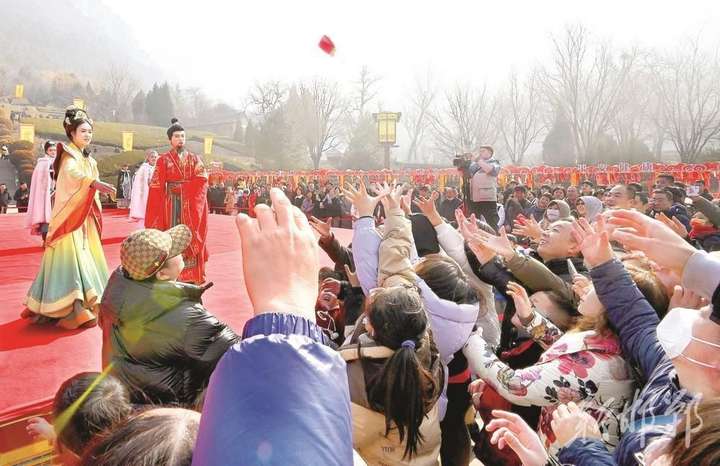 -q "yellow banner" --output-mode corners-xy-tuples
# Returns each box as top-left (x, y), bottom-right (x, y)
(204, 136), (213, 155)
(121, 131), (134, 152)
(73, 98), (85, 110)
(14, 84), (24, 99)
(19, 124), (34, 142)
